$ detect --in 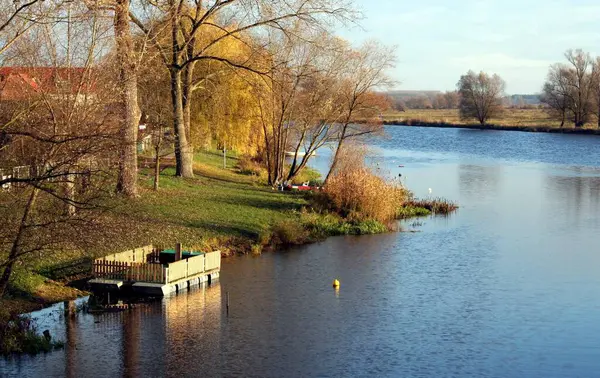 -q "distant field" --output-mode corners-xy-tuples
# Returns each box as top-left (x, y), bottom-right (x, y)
(383, 109), (598, 129)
